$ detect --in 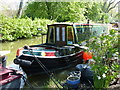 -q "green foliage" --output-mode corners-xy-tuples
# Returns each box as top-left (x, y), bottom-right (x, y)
(23, 2), (86, 22)
(84, 2), (102, 23)
(0, 15), (54, 41)
(87, 29), (119, 88)
(23, 1), (118, 23)
(24, 1), (117, 23)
